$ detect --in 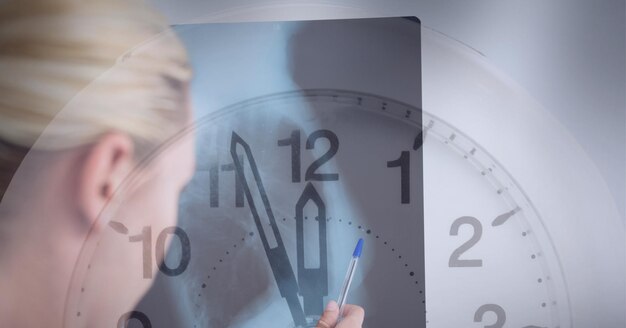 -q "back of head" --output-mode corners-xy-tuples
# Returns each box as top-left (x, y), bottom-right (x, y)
(0, 0), (192, 201)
